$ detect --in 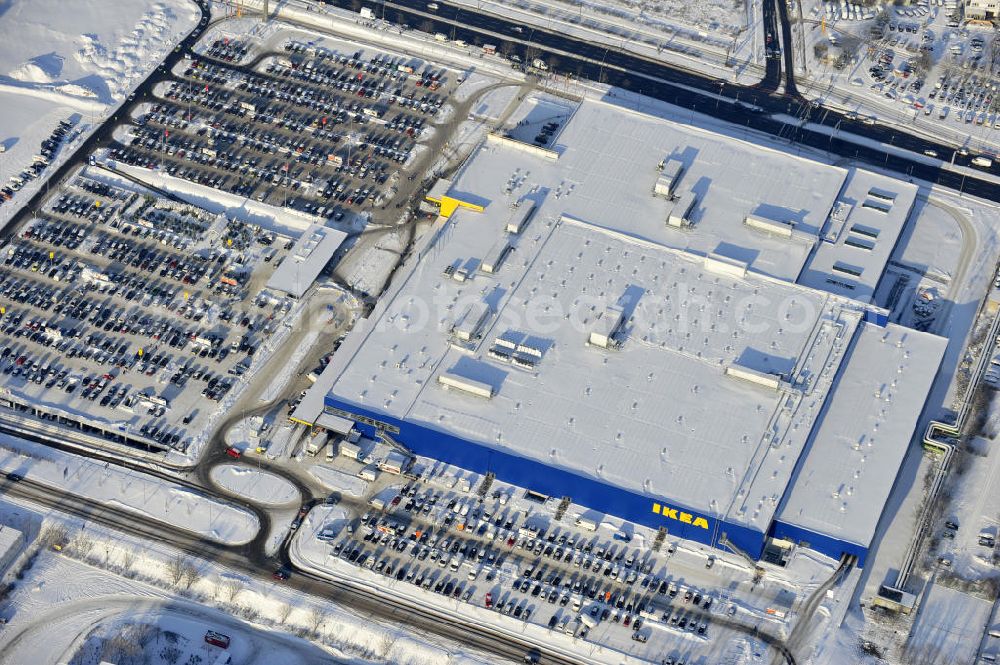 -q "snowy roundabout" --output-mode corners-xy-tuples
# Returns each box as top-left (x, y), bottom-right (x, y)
(209, 464), (299, 507)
